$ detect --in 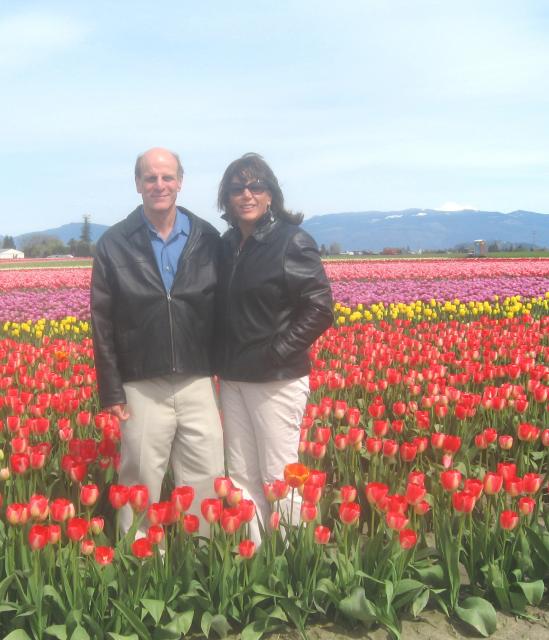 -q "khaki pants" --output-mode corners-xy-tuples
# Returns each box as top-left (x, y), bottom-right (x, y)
(119, 374), (224, 537)
(220, 377), (309, 544)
